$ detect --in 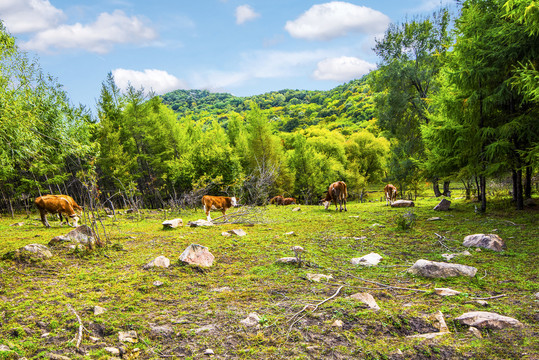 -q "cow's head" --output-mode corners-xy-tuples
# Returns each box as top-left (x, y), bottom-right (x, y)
(231, 197), (239, 207)
(323, 200), (330, 210)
